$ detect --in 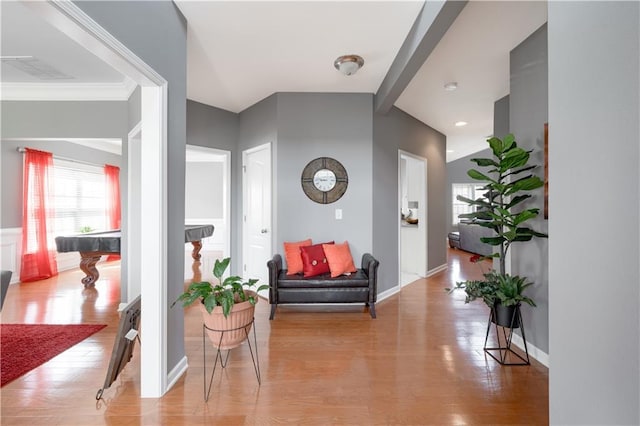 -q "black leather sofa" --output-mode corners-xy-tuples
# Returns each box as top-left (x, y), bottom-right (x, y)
(267, 253), (379, 319)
